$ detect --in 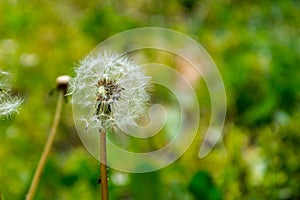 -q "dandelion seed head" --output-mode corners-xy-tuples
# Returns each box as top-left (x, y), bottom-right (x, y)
(0, 70), (23, 118)
(70, 53), (151, 132)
